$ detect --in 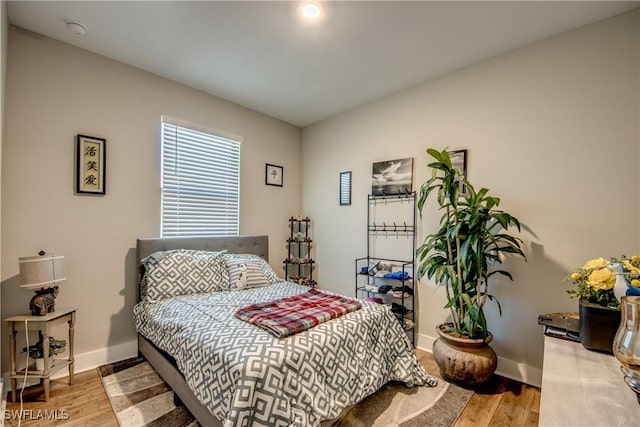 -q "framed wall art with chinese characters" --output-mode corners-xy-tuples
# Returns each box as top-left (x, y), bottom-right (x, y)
(76, 134), (106, 195)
